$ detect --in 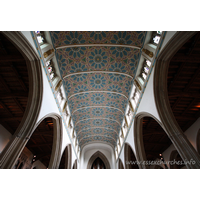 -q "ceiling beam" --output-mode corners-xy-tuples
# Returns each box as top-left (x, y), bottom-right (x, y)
(168, 63), (185, 91)
(171, 54), (200, 63)
(0, 55), (24, 63)
(27, 143), (52, 148)
(0, 100), (13, 117)
(14, 98), (24, 113)
(11, 64), (28, 92)
(0, 91), (28, 99)
(0, 116), (23, 121)
(185, 32), (200, 55)
(168, 91), (200, 98)
(183, 65), (200, 92)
